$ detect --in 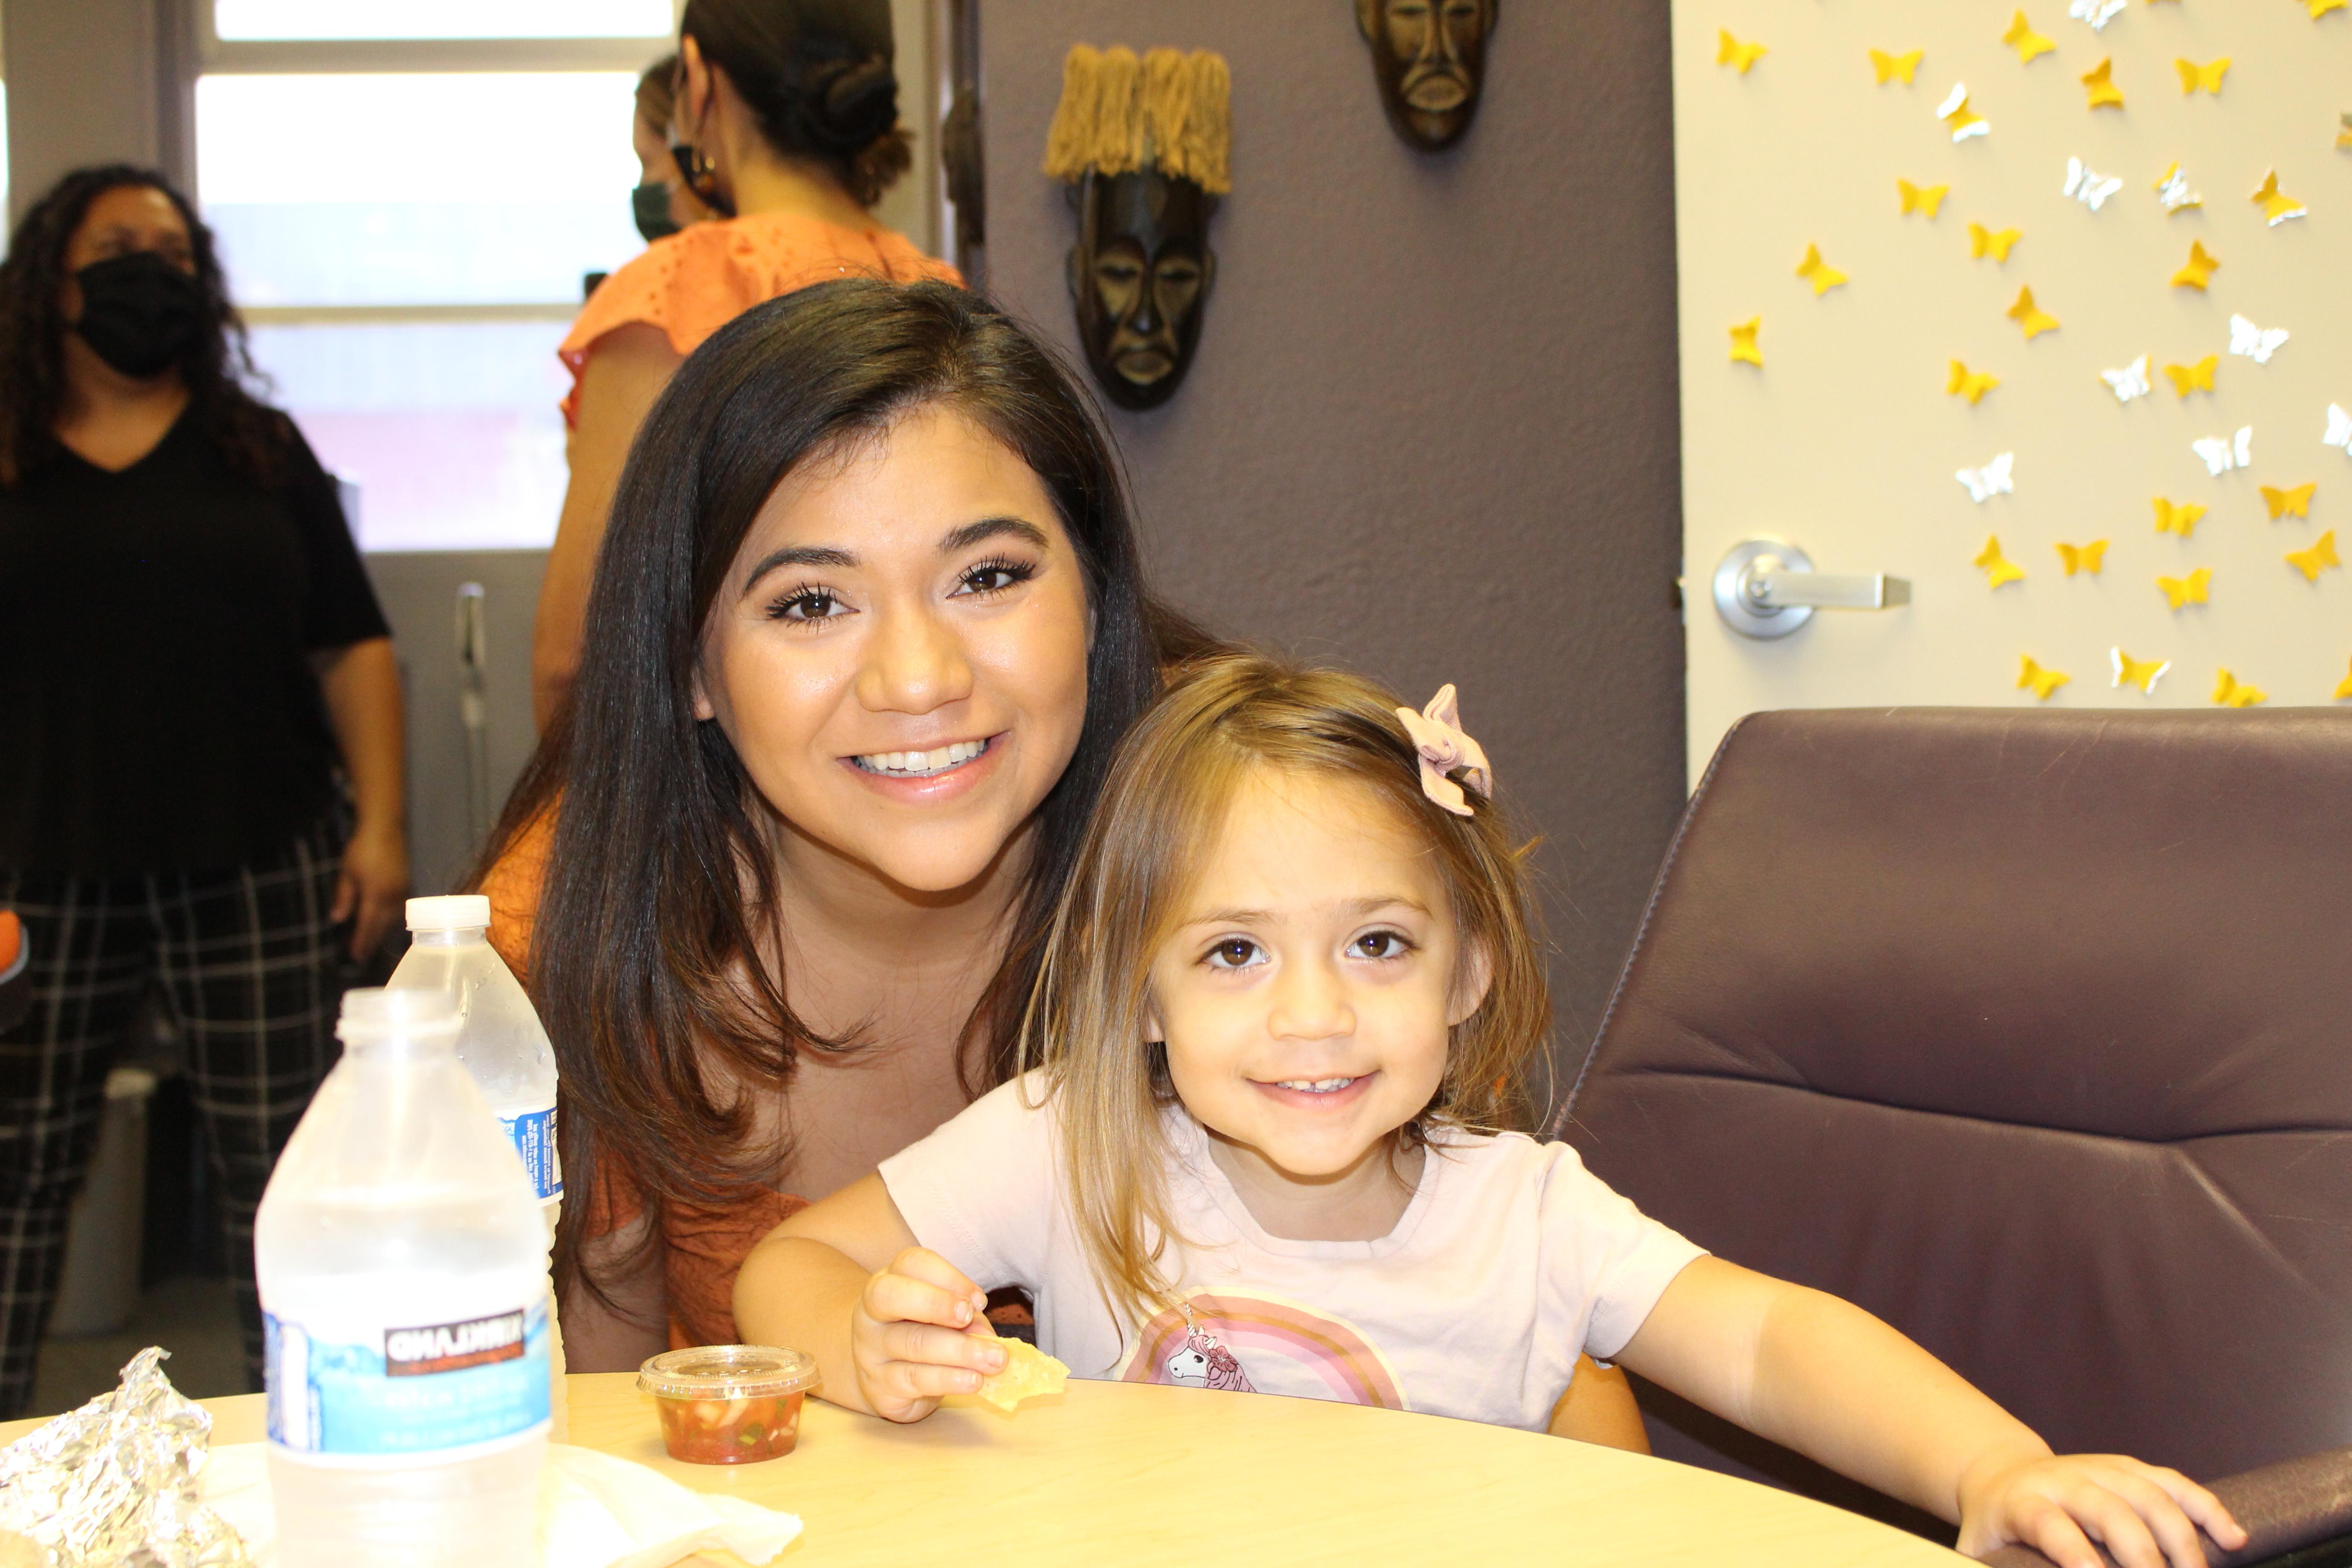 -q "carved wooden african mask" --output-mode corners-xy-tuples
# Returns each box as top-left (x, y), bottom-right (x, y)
(1358, 0), (1497, 151)
(1066, 169), (1217, 410)
(1043, 44), (1232, 410)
